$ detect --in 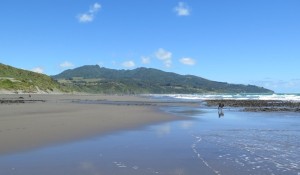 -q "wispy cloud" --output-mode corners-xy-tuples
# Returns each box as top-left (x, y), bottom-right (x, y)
(59, 61), (74, 68)
(97, 62), (104, 67)
(174, 2), (190, 16)
(77, 2), (101, 23)
(122, 60), (135, 68)
(111, 60), (117, 66)
(89, 3), (101, 13)
(141, 56), (150, 64)
(78, 14), (93, 23)
(31, 67), (44, 74)
(250, 78), (300, 93)
(179, 57), (196, 65)
(155, 48), (172, 68)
